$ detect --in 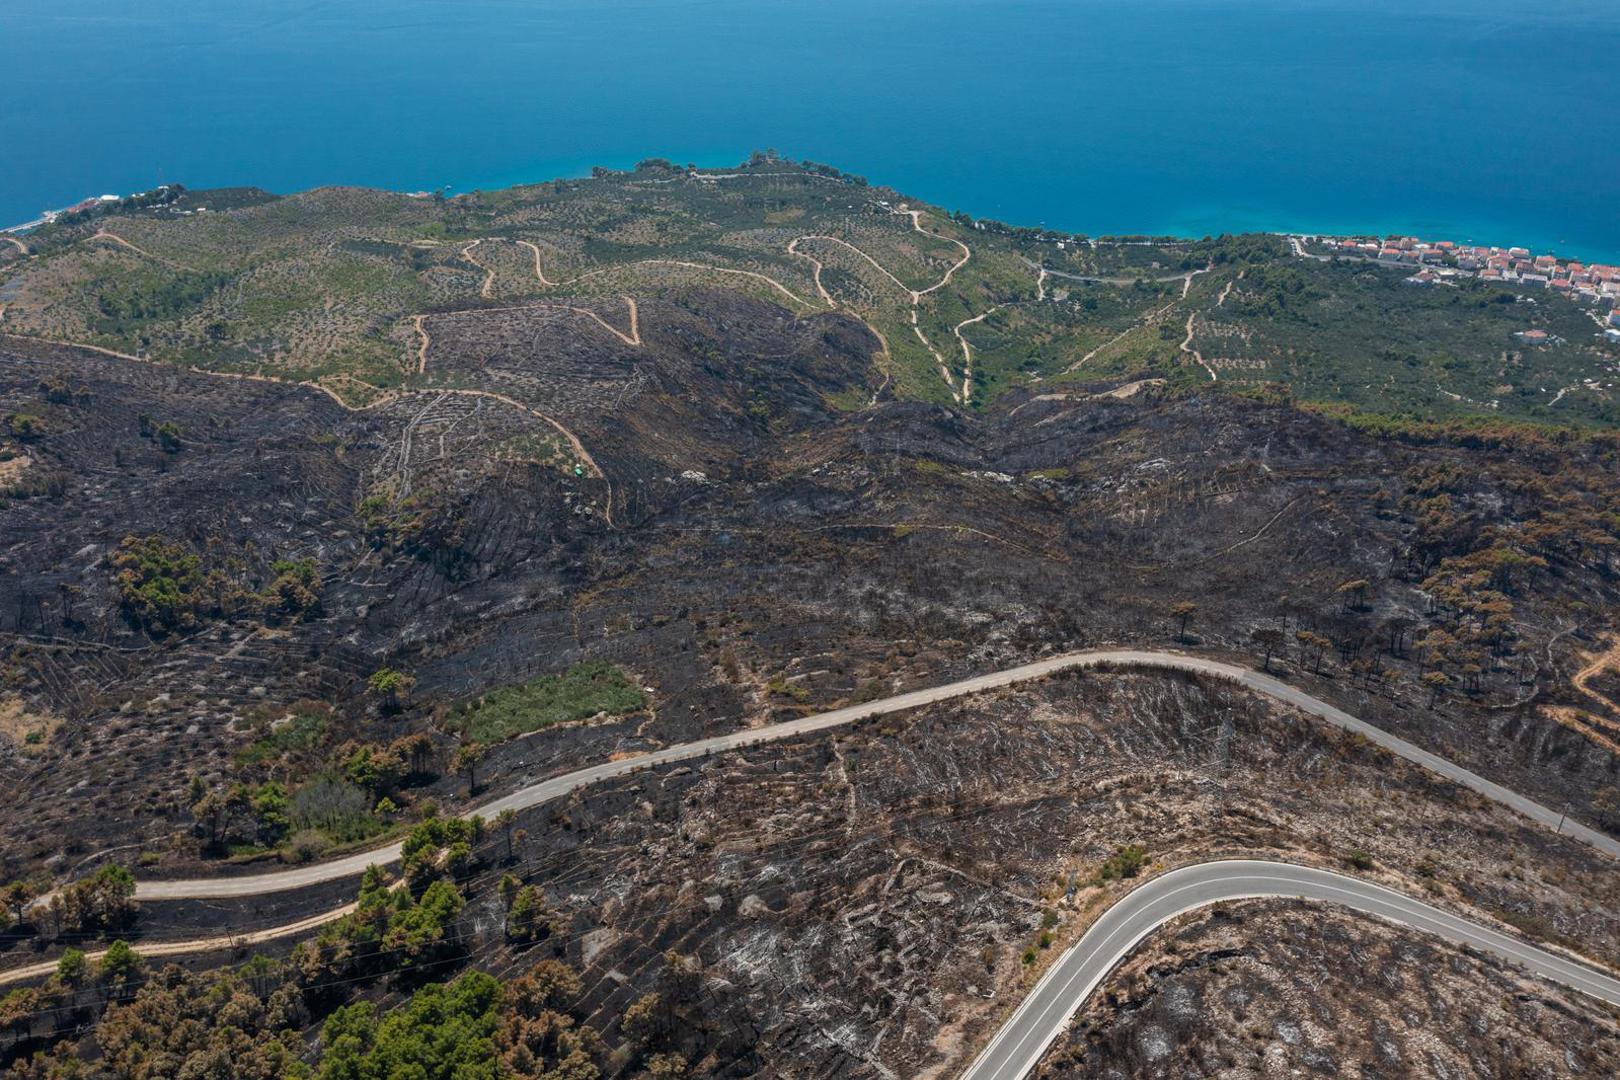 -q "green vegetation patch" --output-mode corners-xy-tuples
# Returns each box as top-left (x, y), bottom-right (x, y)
(234, 708), (329, 767)
(455, 660), (645, 744)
